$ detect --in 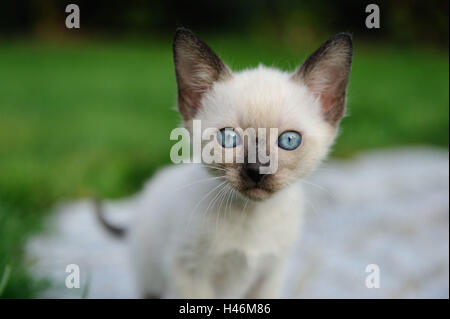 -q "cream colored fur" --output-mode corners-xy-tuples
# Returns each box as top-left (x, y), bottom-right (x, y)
(129, 67), (339, 298)
(127, 30), (352, 298)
